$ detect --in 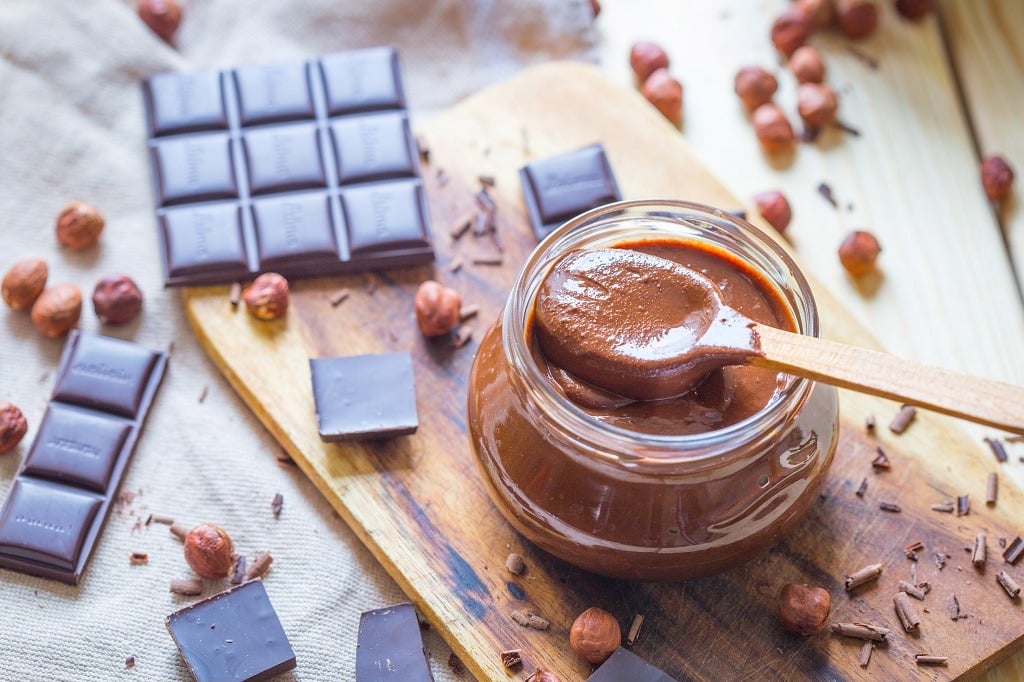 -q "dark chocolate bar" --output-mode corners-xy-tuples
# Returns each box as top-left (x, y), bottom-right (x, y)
(166, 579), (296, 682)
(587, 647), (677, 682)
(519, 143), (621, 240)
(355, 602), (434, 681)
(143, 46), (433, 286)
(0, 332), (167, 584)
(310, 353), (418, 442)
